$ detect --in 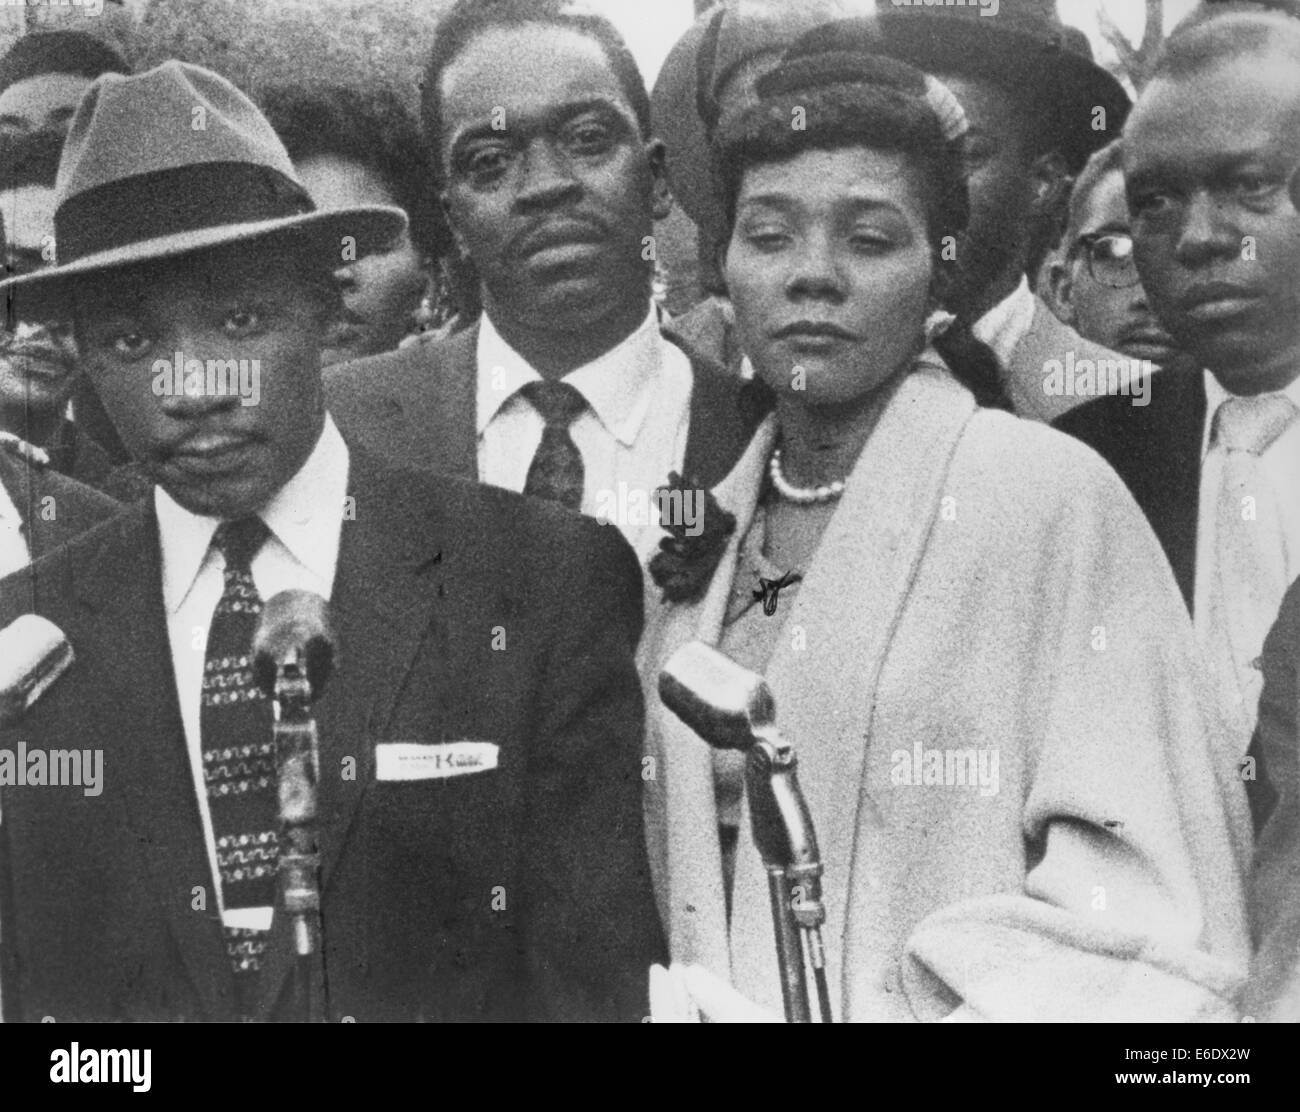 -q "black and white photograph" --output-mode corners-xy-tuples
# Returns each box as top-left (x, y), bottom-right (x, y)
(0, 0), (1297, 1086)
